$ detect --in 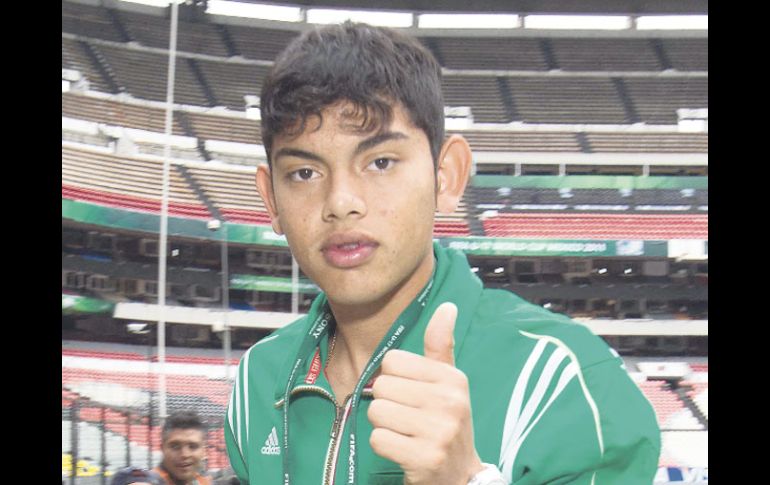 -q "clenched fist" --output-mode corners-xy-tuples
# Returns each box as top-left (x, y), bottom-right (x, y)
(367, 302), (484, 485)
